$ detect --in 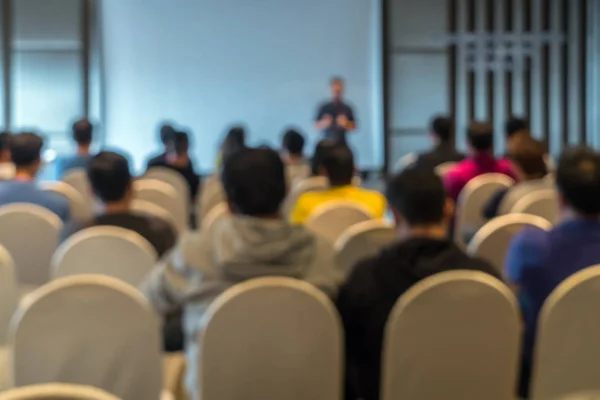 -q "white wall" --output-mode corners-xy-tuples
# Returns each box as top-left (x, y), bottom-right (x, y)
(100, 0), (382, 172)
